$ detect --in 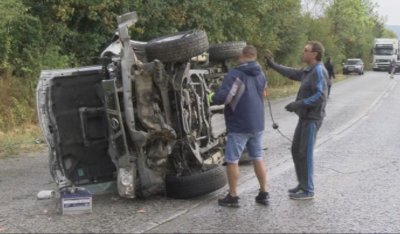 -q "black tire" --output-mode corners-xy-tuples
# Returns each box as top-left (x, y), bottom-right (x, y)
(166, 165), (227, 199)
(209, 41), (247, 61)
(146, 30), (209, 63)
